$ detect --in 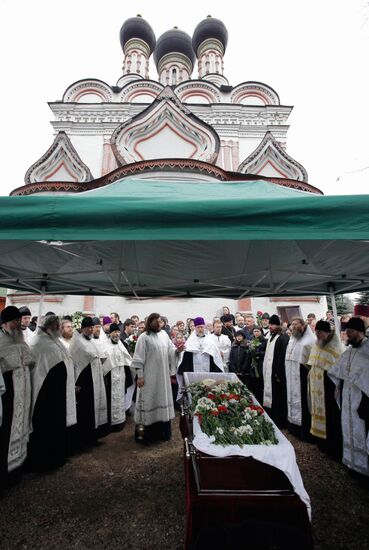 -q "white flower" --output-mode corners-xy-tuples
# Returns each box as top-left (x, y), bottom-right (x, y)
(229, 398), (238, 404)
(216, 427), (224, 434)
(195, 397), (216, 412)
(245, 425), (253, 435)
(202, 378), (216, 386)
